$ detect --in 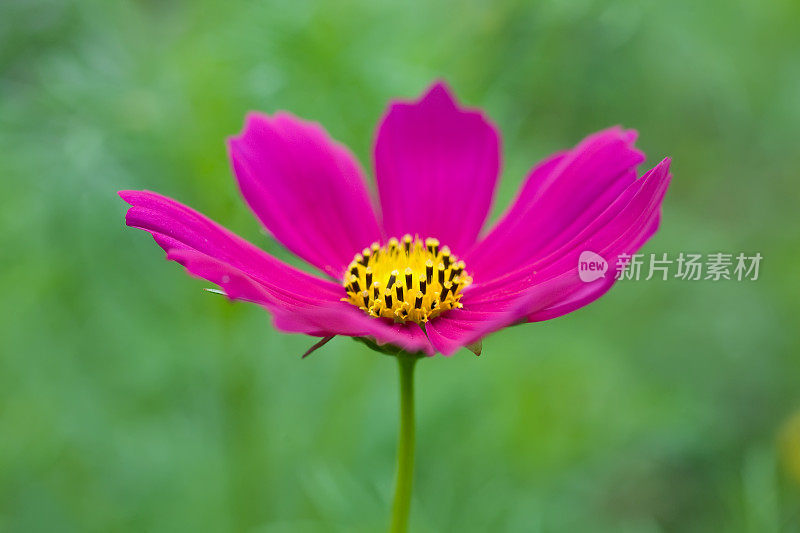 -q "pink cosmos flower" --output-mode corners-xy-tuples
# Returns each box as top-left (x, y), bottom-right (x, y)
(120, 82), (671, 356)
